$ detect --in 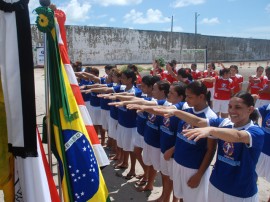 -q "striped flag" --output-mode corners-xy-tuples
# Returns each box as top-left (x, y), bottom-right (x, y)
(14, 129), (60, 202)
(54, 9), (109, 167)
(1, 1), (60, 201)
(0, 0), (37, 157)
(34, 7), (109, 201)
